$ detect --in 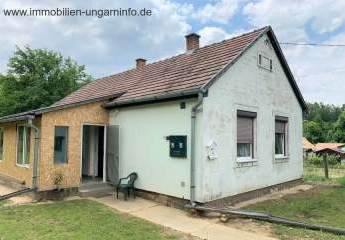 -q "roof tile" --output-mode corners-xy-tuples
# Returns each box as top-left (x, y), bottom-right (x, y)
(53, 27), (268, 107)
